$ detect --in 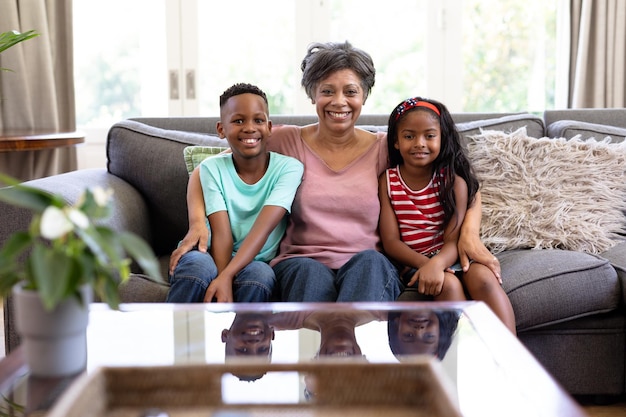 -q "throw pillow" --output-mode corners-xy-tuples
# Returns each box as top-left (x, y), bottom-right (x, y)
(467, 127), (626, 254)
(183, 146), (228, 175)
